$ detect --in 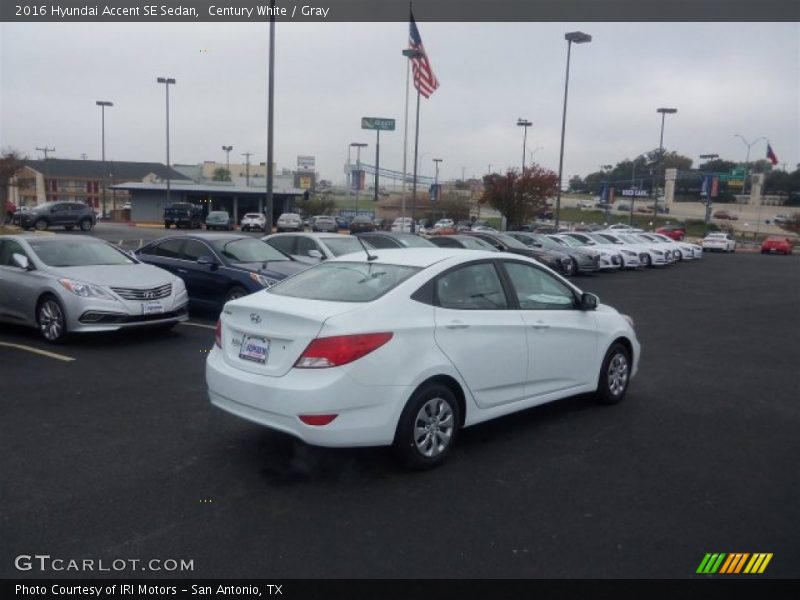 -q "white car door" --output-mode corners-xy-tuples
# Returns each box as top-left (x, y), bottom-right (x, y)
(433, 261), (528, 408)
(501, 260), (599, 399)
